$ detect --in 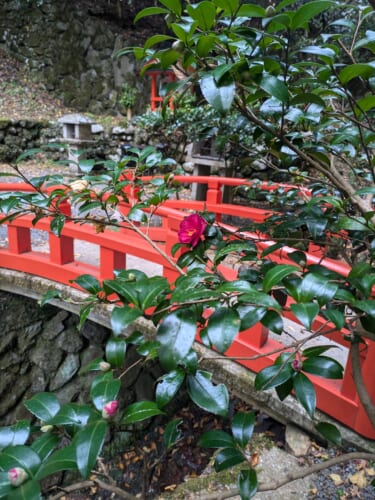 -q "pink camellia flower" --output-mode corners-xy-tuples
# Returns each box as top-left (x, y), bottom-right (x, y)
(8, 467), (28, 487)
(102, 400), (119, 419)
(178, 214), (207, 248)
